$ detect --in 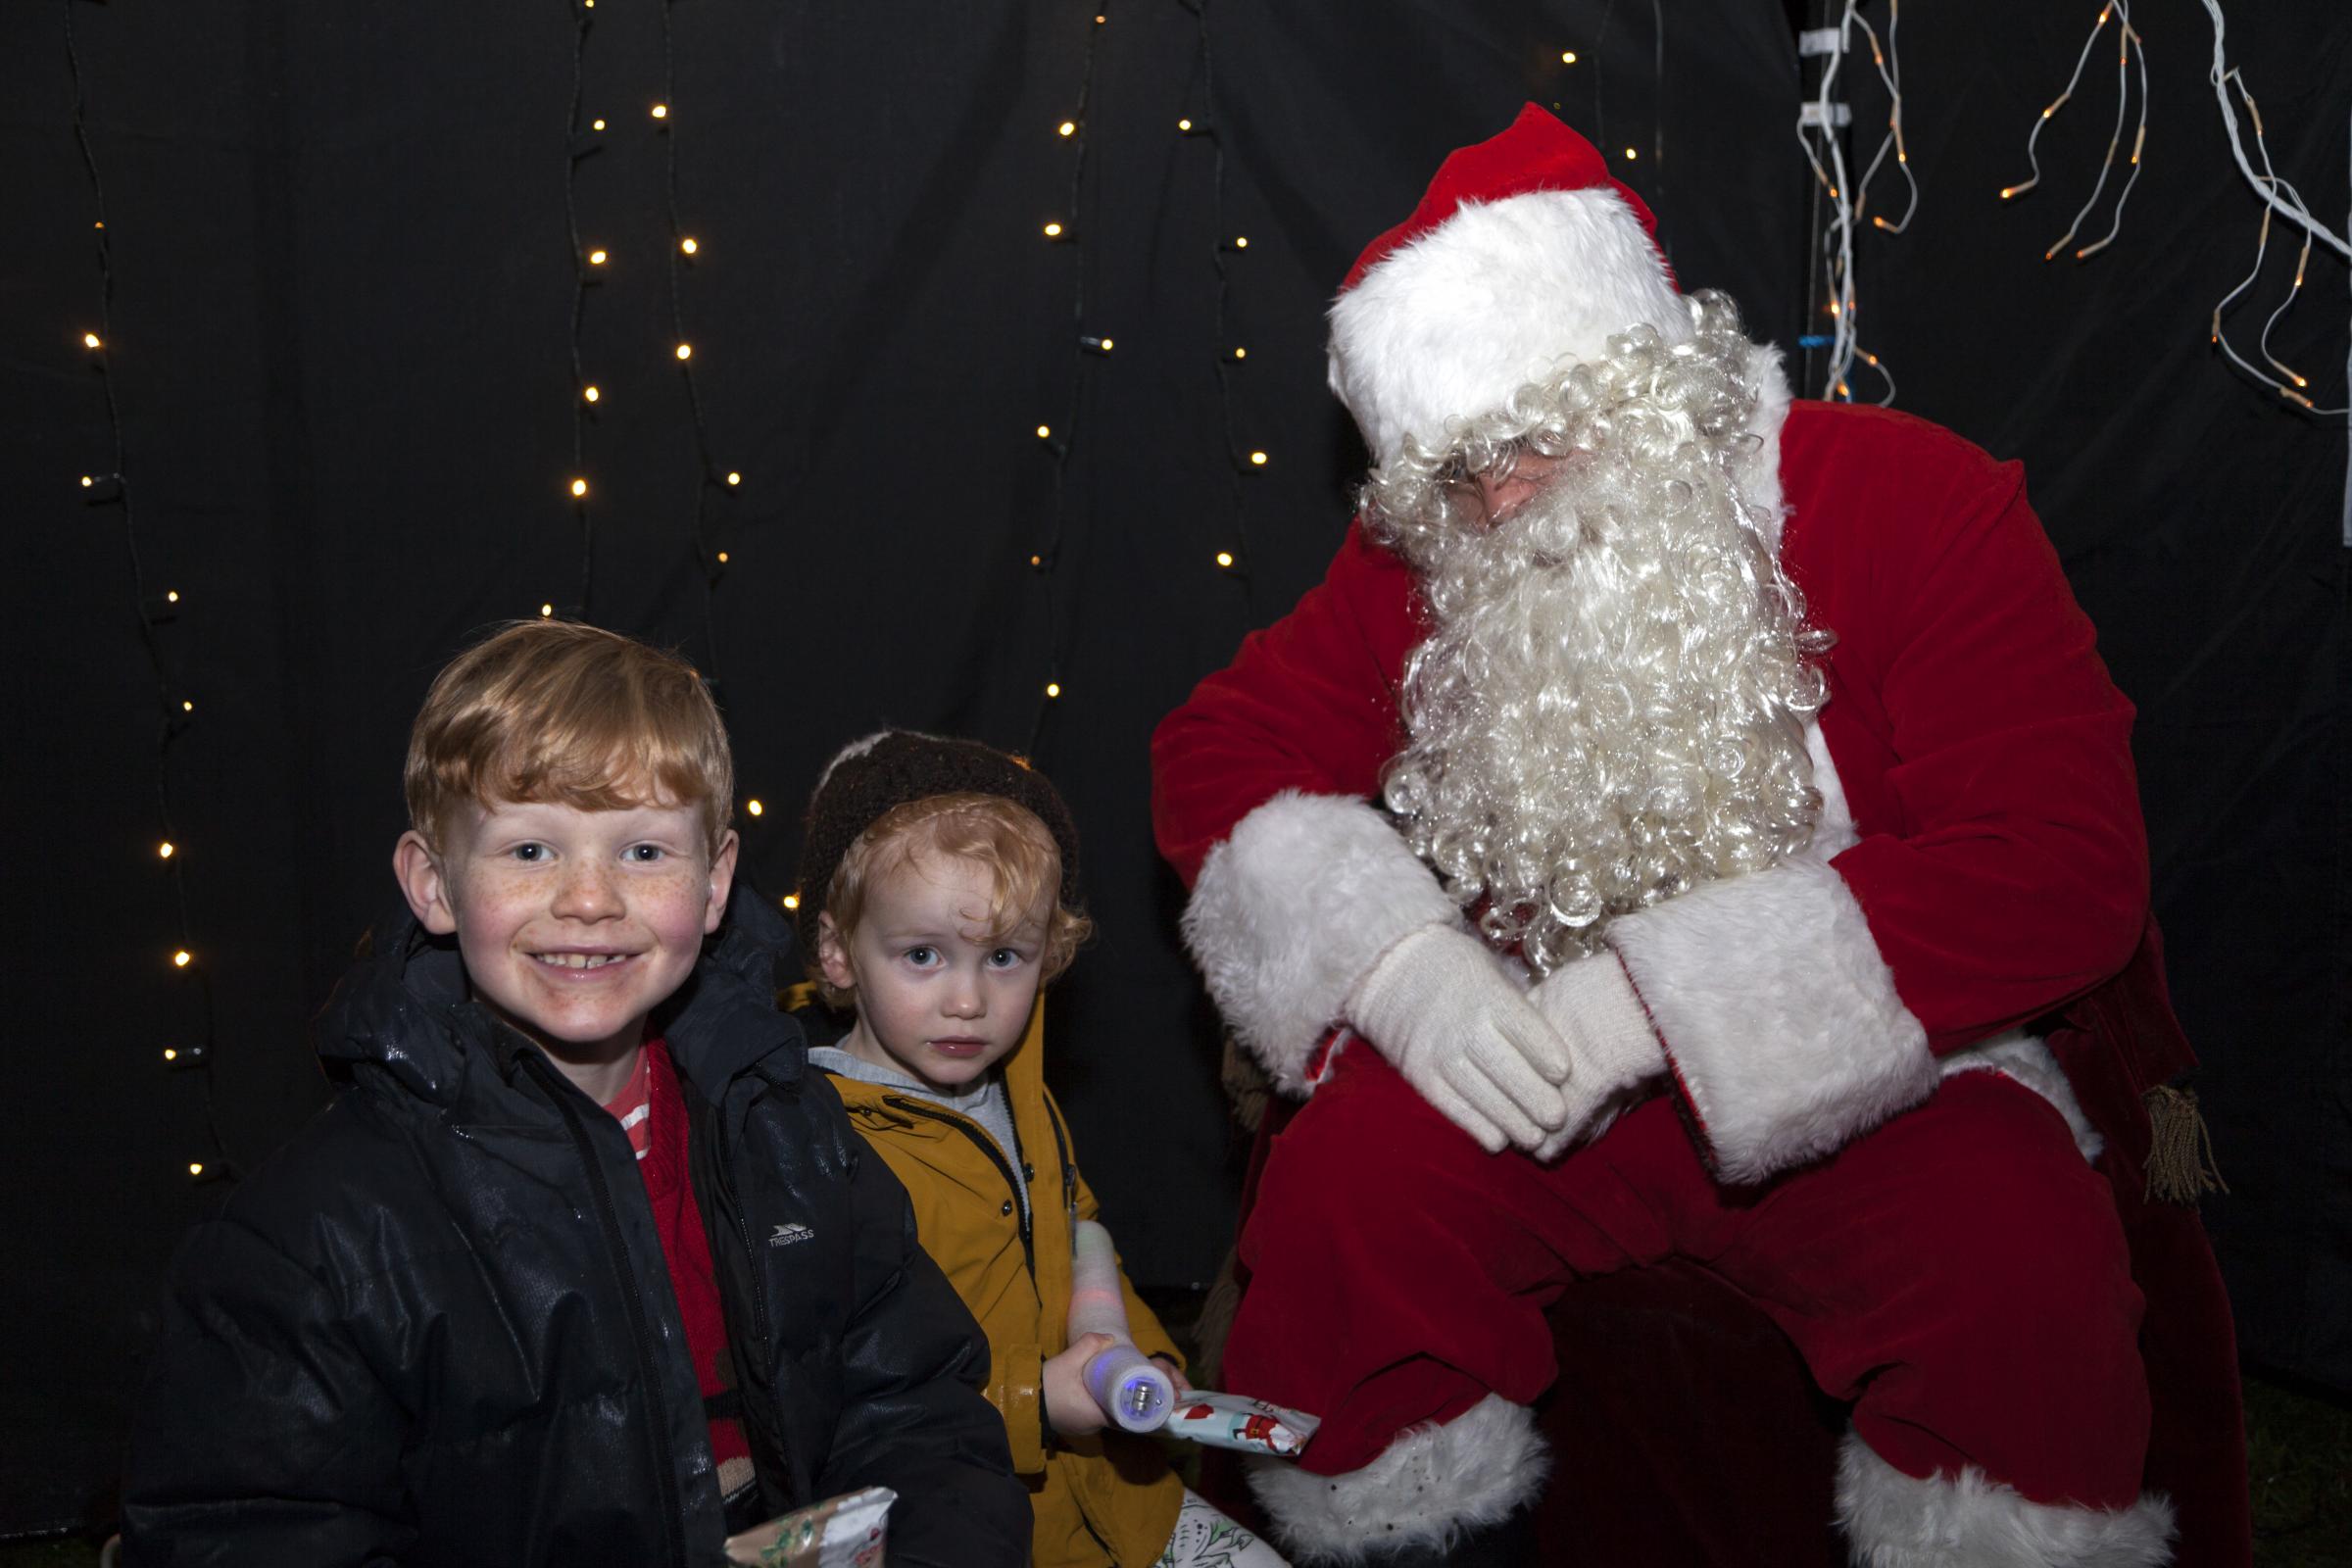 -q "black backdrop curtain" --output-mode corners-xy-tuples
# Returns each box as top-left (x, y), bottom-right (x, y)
(2, 0), (2342, 1535)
